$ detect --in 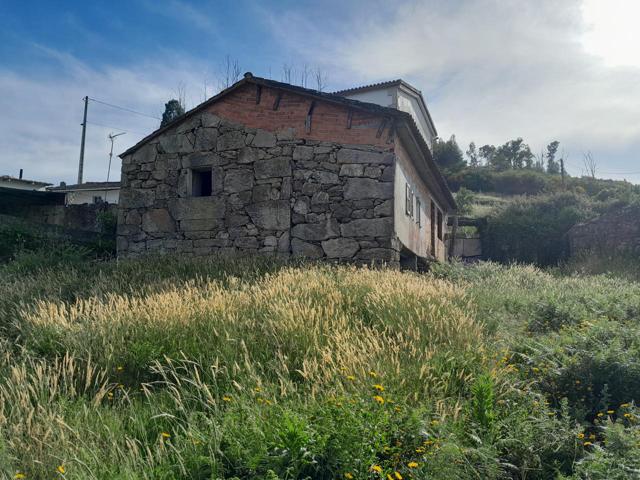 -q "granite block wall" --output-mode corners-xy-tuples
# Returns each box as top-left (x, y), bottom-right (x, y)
(117, 112), (401, 265)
